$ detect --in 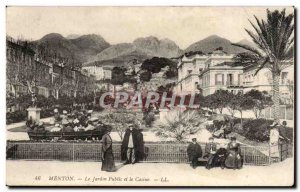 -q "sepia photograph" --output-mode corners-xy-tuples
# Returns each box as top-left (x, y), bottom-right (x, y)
(5, 6), (295, 187)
